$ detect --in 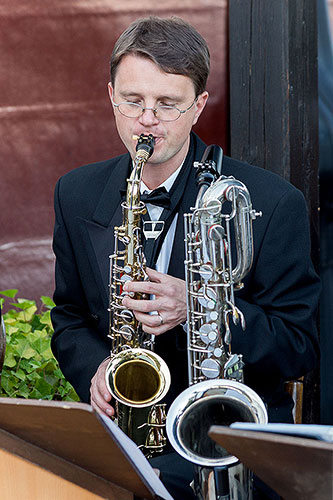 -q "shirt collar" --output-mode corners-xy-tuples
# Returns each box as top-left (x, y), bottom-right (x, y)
(140, 161), (184, 194)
